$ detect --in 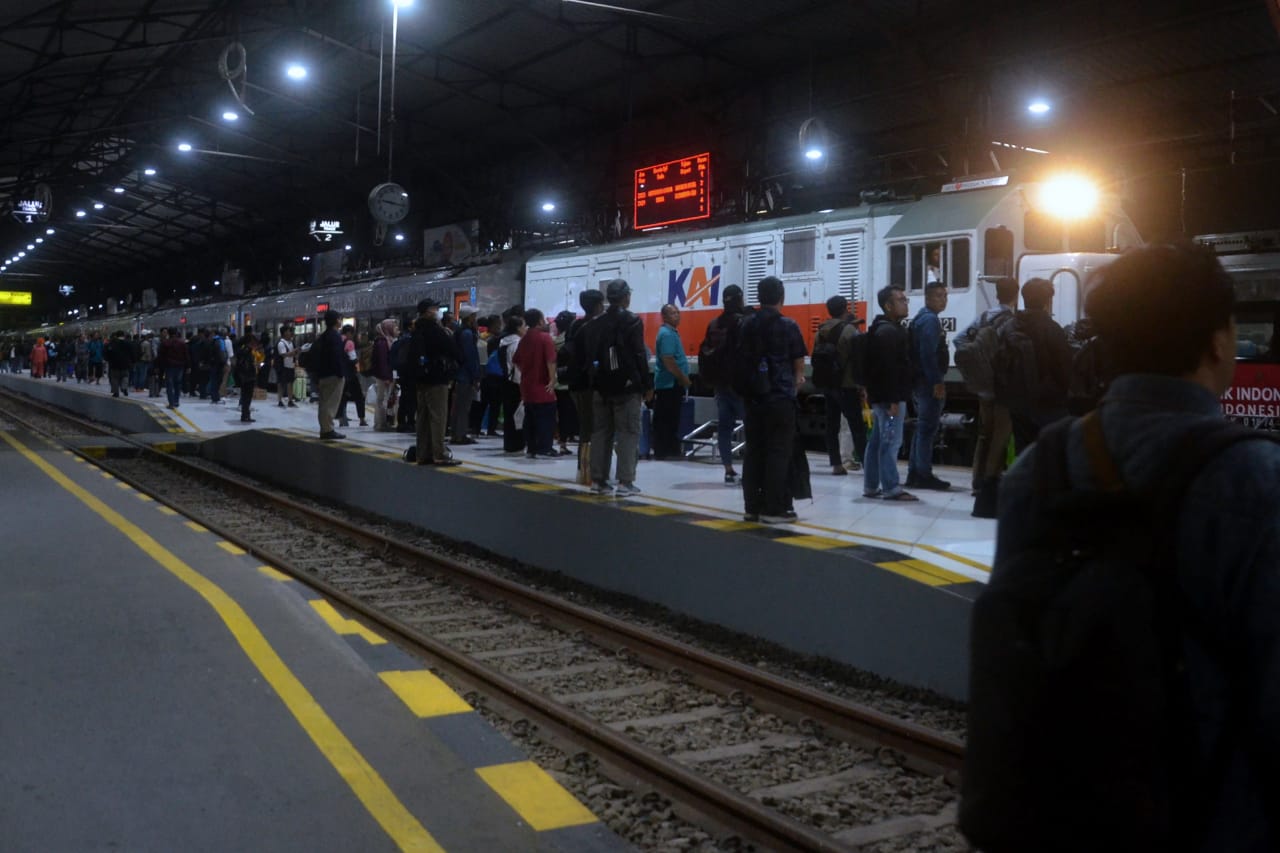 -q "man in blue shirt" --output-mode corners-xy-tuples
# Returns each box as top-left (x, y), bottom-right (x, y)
(652, 304), (691, 460)
(907, 280), (951, 490)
